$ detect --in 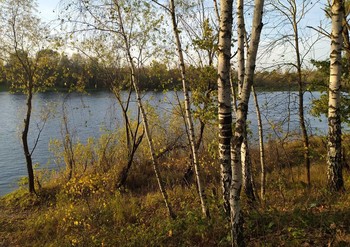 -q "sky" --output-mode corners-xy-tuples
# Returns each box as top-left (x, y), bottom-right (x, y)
(37, 0), (60, 22)
(37, 1), (330, 29)
(36, 0), (331, 68)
